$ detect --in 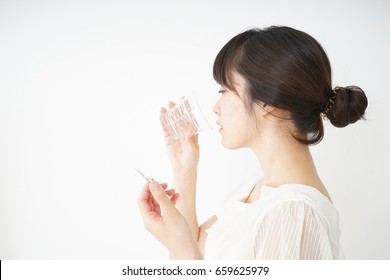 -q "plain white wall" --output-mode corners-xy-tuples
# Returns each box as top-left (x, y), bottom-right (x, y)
(1, 0), (389, 259)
